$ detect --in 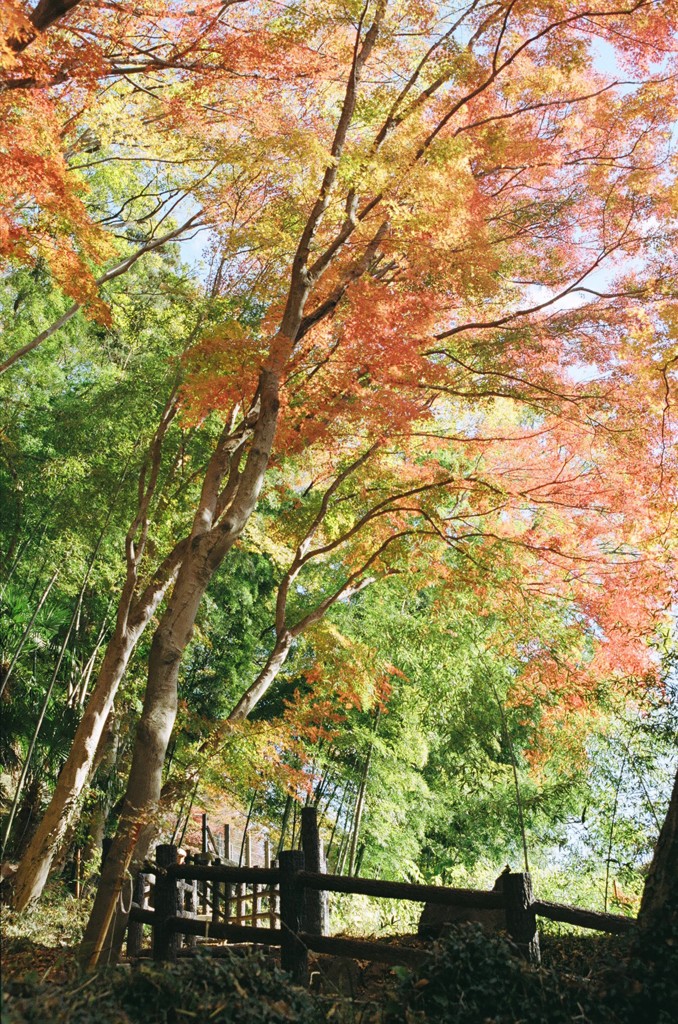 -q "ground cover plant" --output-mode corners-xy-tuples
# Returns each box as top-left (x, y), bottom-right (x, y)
(379, 919), (678, 1024)
(3, 917), (678, 1024)
(2, 950), (326, 1024)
